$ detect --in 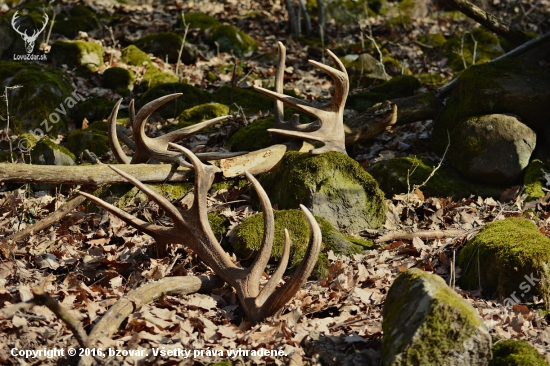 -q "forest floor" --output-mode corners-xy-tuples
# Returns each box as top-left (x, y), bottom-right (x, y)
(1, 0), (550, 365)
